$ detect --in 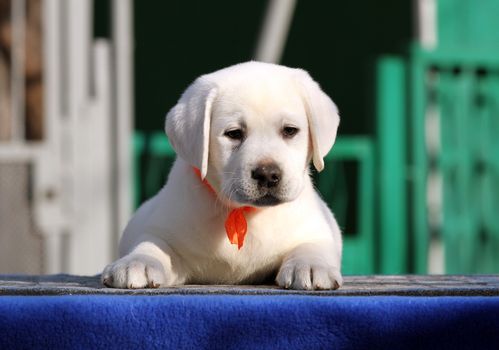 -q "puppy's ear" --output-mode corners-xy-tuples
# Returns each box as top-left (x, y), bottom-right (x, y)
(294, 69), (340, 172)
(165, 78), (217, 179)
